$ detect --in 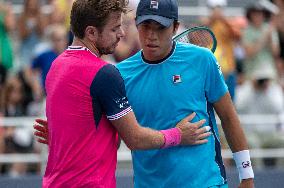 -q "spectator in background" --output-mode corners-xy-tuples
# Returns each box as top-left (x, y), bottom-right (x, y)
(49, 0), (71, 27)
(235, 66), (284, 166)
(242, 2), (279, 81)
(0, 76), (26, 117)
(0, 0), (14, 168)
(240, 2), (284, 167)
(18, 70), (44, 116)
(31, 24), (68, 94)
(49, 0), (74, 45)
(0, 76), (34, 176)
(205, 0), (240, 100)
(18, 0), (46, 67)
(236, 67), (284, 115)
(273, 0), (284, 89)
(0, 2), (15, 76)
